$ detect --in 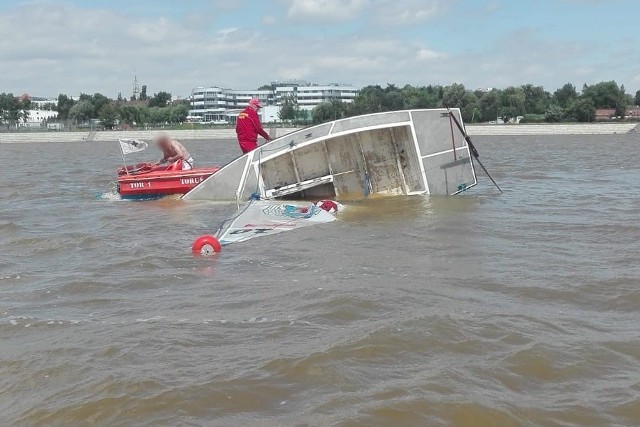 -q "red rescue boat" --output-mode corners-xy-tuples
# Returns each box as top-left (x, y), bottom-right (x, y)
(117, 161), (219, 200)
